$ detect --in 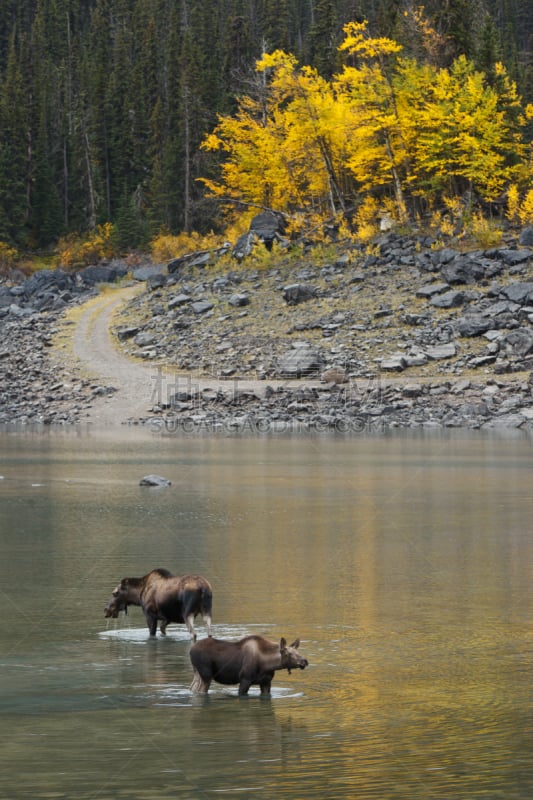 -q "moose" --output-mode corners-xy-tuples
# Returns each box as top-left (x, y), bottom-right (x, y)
(189, 634), (308, 695)
(104, 568), (212, 639)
